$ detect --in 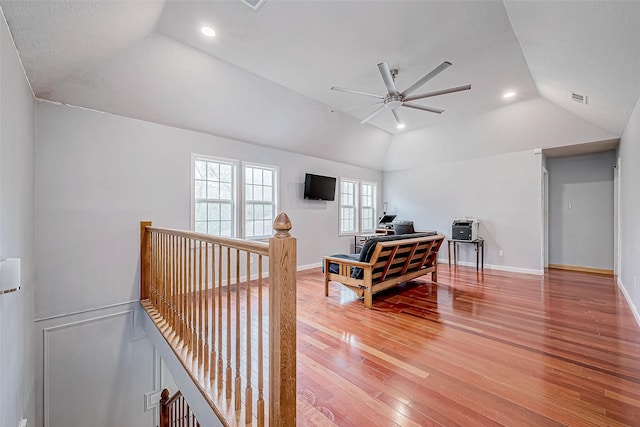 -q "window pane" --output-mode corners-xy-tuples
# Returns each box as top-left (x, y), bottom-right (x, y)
(263, 169), (272, 183)
(194, 180), (206, 199)
(254, 169), (263, 185)
(207, 182), (219, 199)
(245, 184), (253, 201)
(263, 185), (272, 202)
(195, 221), (207, 233)
(220, 221), (232, 236)
(246, 204), (254, 220)
(221, 203), (231, 220)
(255, 220), (264, 236)
(220, 183), (232, 199)
(220, 164), (232, 182)
(246, 169), (253, 184)
(195, 202), (207, 221)
(208, 203), (219, 220)
(195, 161), (207, 180)
(207, 162), (219, 181)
